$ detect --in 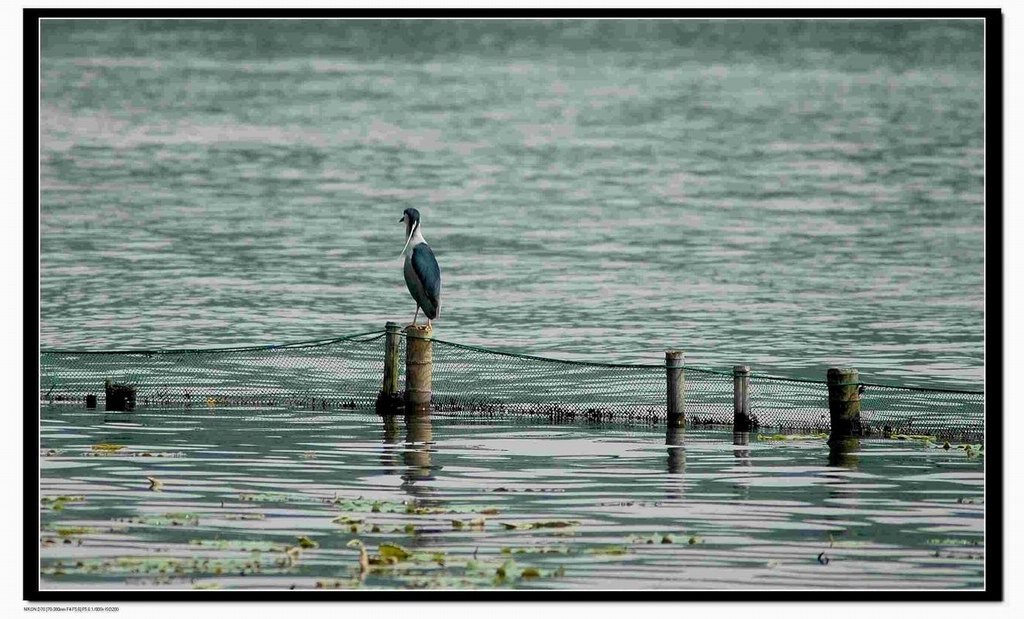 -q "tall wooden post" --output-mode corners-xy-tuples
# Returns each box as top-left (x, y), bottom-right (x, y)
(375, 322), (403, 415)
(405, 324), (433, 415)
(827, 368), (862, 442)
(665, 351), (685, 428)
(733, 365), (751, 434)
